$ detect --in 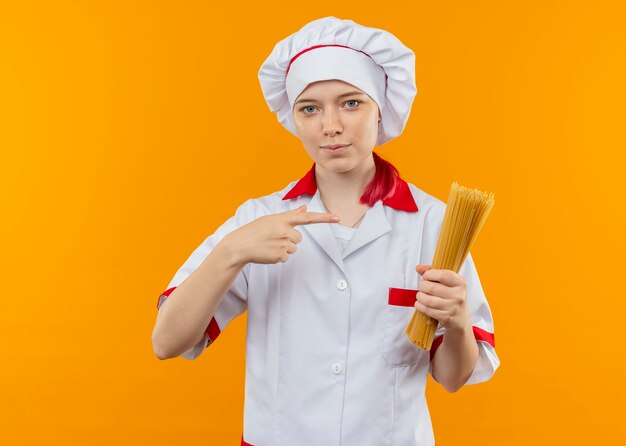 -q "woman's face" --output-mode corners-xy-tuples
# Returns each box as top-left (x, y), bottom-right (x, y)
(292, 79), (380, 174)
